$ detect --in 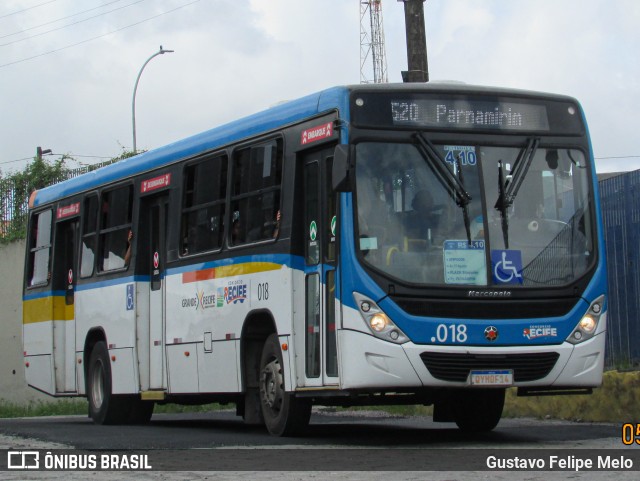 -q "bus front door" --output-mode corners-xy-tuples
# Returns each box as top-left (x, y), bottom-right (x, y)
(303, 149), (338, 387)
(138, 194), (169, 391)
